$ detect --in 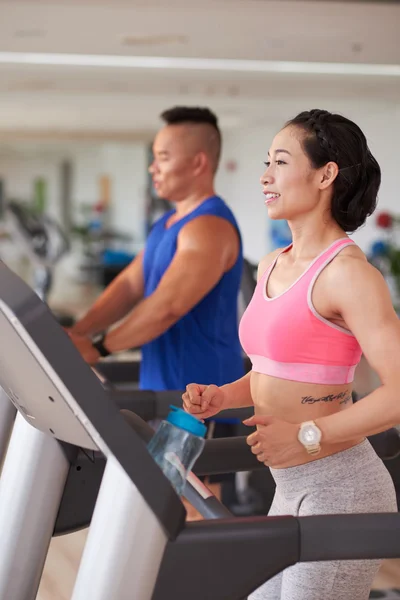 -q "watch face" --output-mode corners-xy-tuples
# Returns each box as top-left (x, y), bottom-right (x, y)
(300, 424), (321, 445)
